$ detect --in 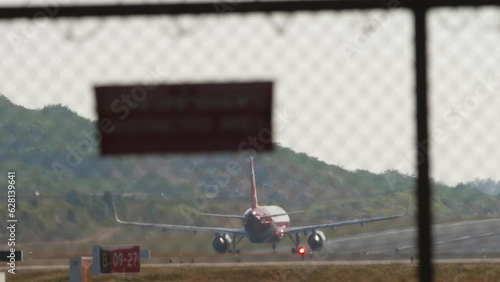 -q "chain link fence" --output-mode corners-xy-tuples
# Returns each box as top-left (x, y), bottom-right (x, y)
(0, 1), (499, 281)
(428, 7), (500, 259)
